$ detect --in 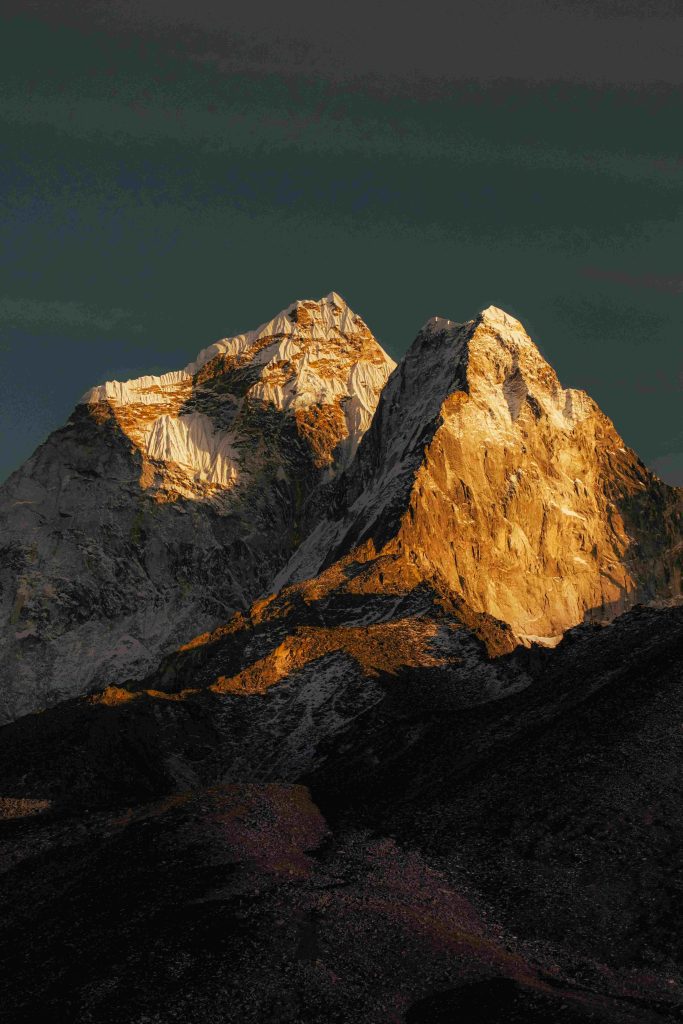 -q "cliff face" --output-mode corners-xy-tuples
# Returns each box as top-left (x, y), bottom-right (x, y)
(280, 306), (682, 645)
(0, 293), (394, 721)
